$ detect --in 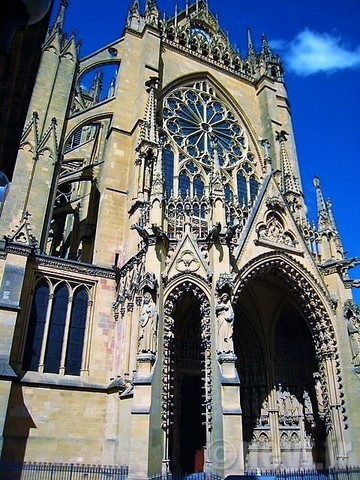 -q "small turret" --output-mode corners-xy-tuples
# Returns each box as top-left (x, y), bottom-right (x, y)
(88, 71), (103, 104)
(261, 33), (271, 56)
(145, 0), (159, 27)
(126, 0), (143, 32)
